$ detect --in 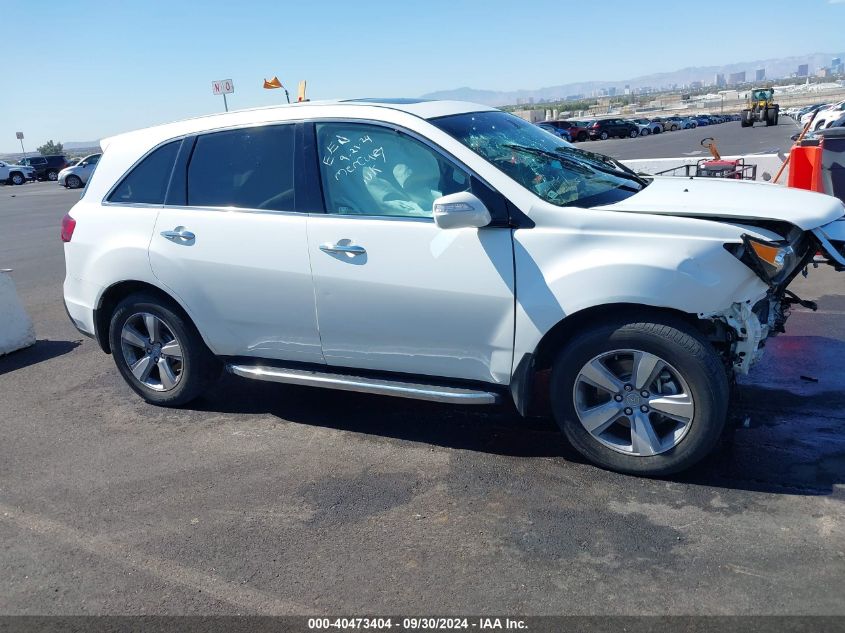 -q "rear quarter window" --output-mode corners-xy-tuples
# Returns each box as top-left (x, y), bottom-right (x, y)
(107, 141), (180, 204)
